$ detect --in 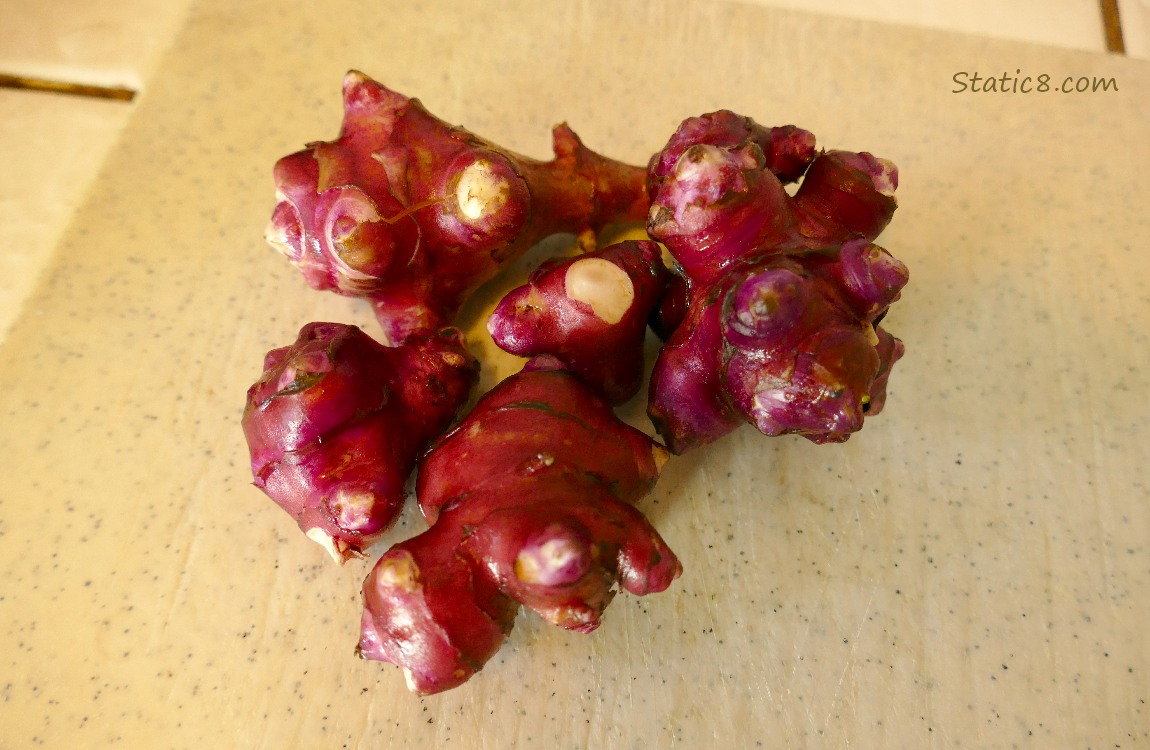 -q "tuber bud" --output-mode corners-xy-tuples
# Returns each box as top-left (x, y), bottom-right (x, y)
(357, 365), (680, 694)
(266, 71), (649, 344)
(486, 240), (670, 404)
(242, 322), (479, 562)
